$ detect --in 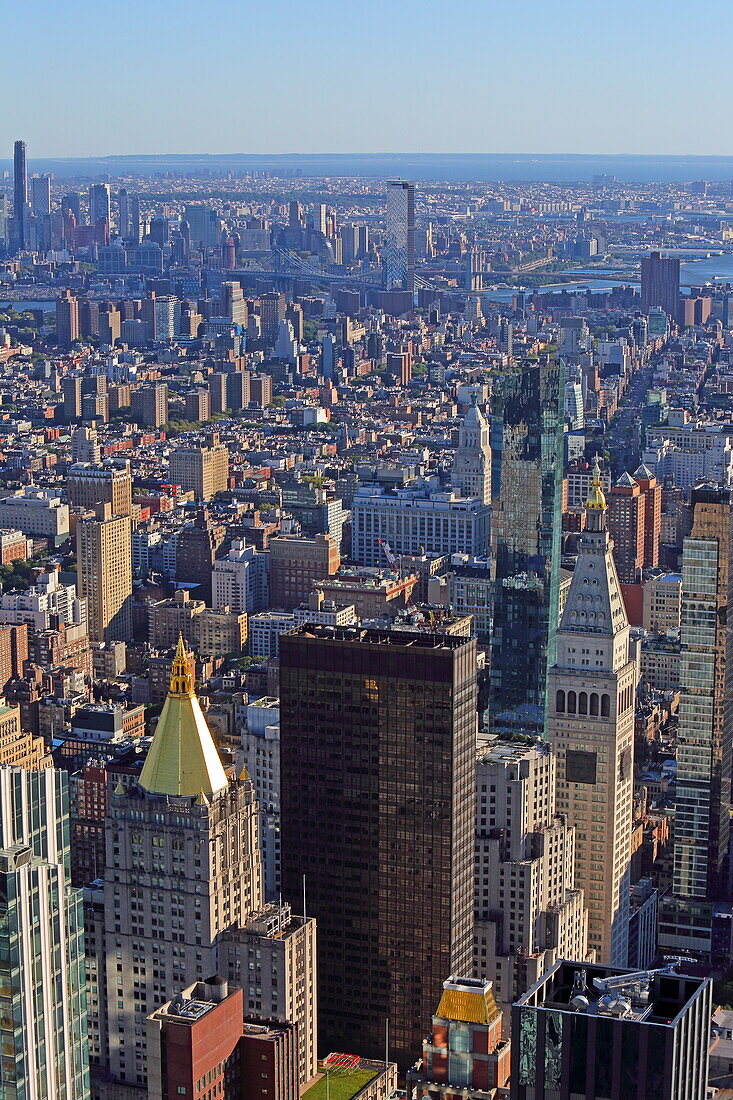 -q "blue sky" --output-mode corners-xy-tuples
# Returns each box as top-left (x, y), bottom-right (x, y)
(3, 0), (732, 156)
